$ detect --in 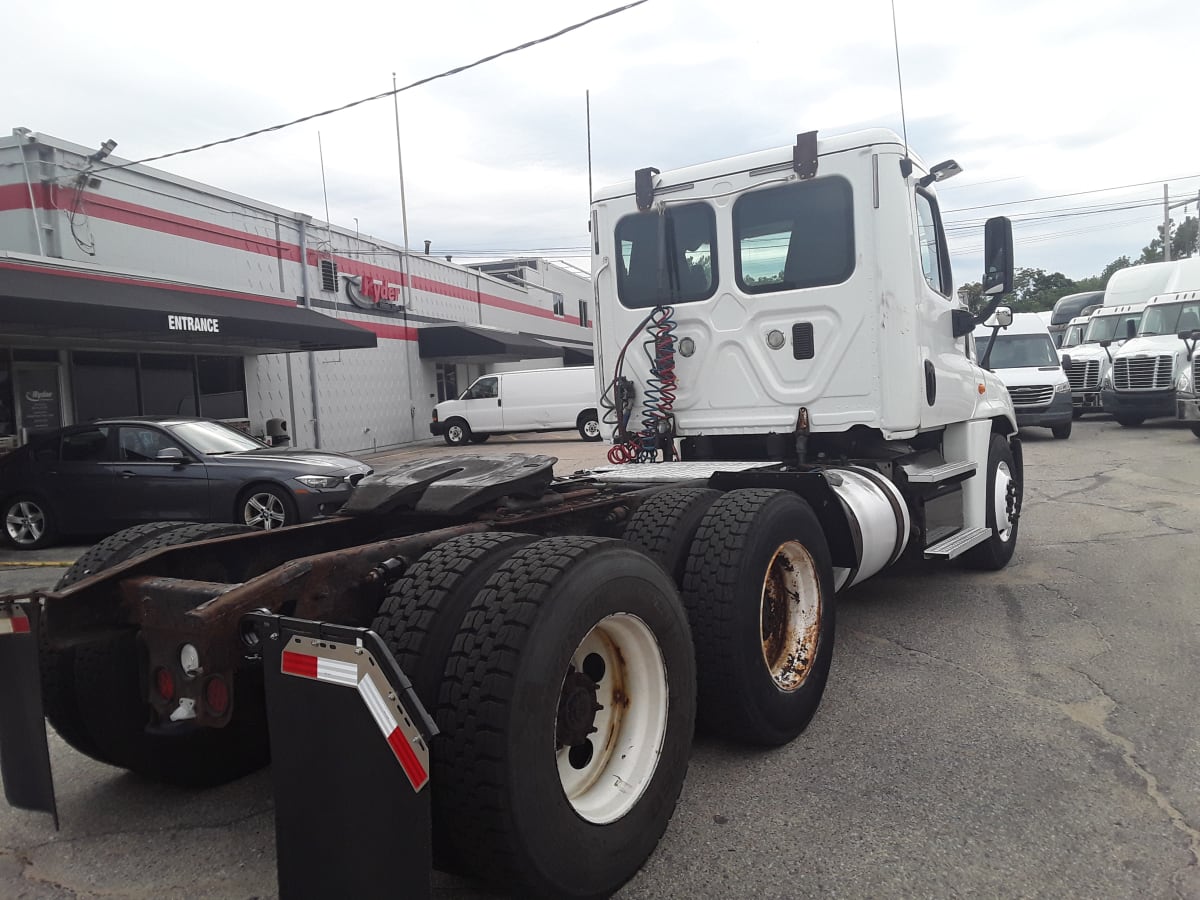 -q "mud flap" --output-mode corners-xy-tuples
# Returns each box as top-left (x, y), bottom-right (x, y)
(244, 613), (437, 900)
(0, 600), (57, 828)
